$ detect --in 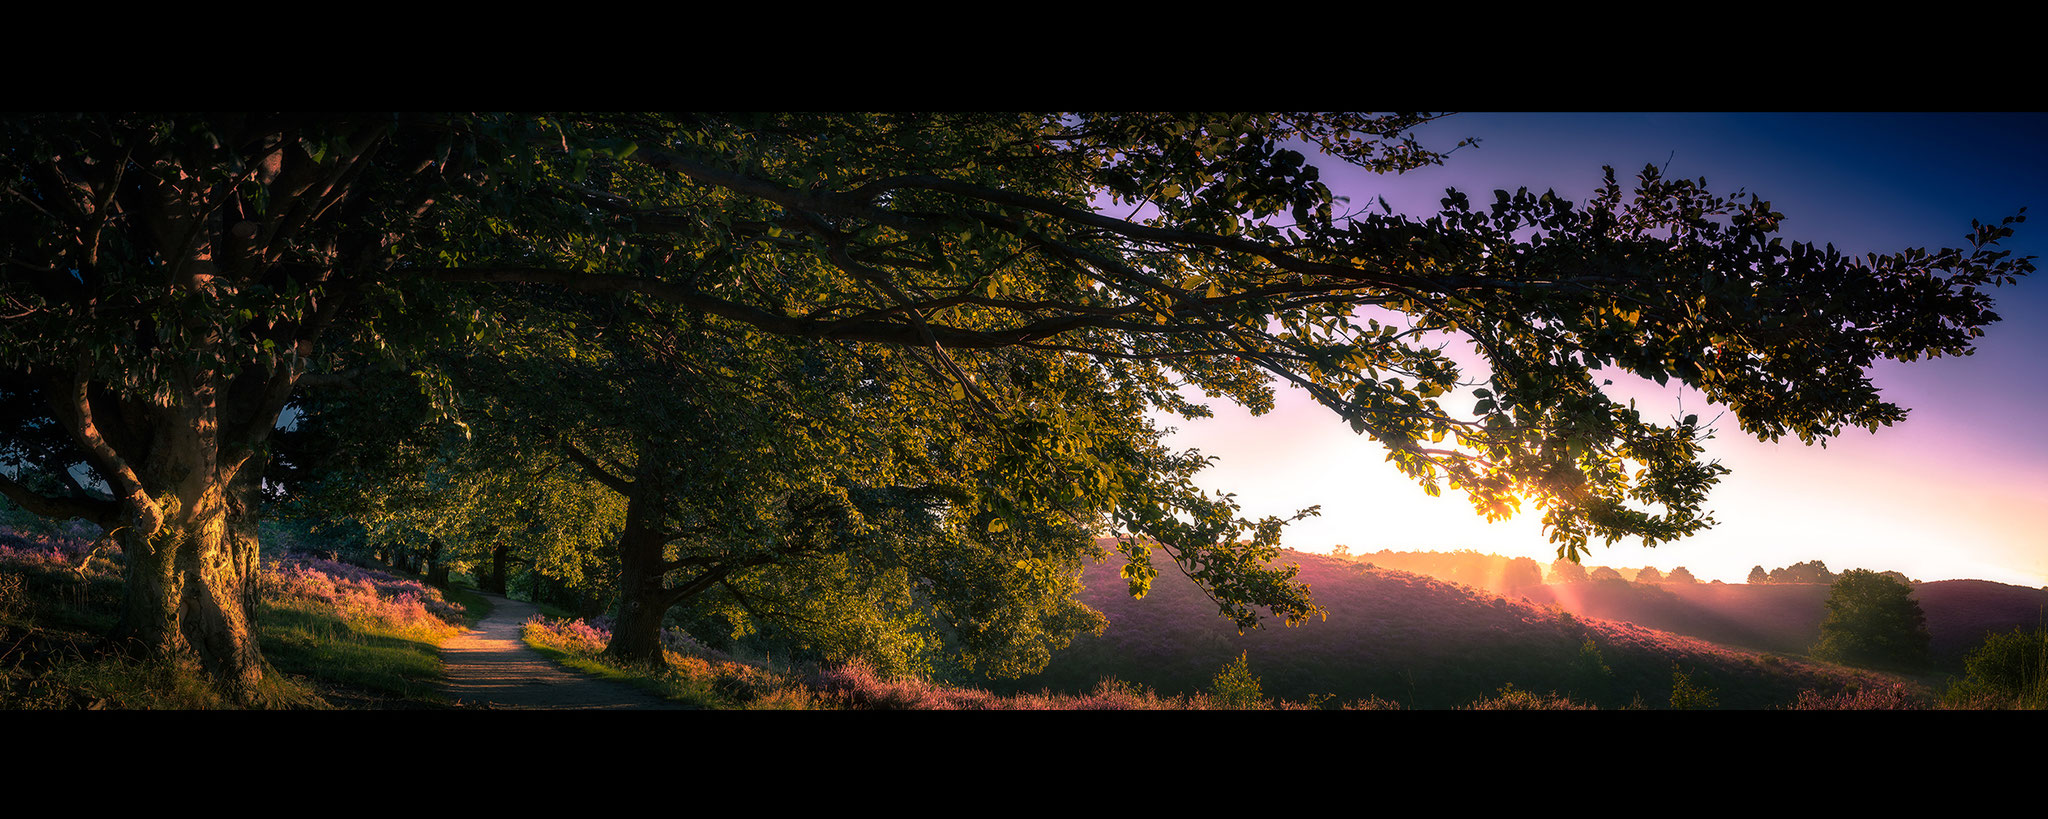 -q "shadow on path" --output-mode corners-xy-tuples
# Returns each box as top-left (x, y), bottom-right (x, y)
(441, 592), (692, 710)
